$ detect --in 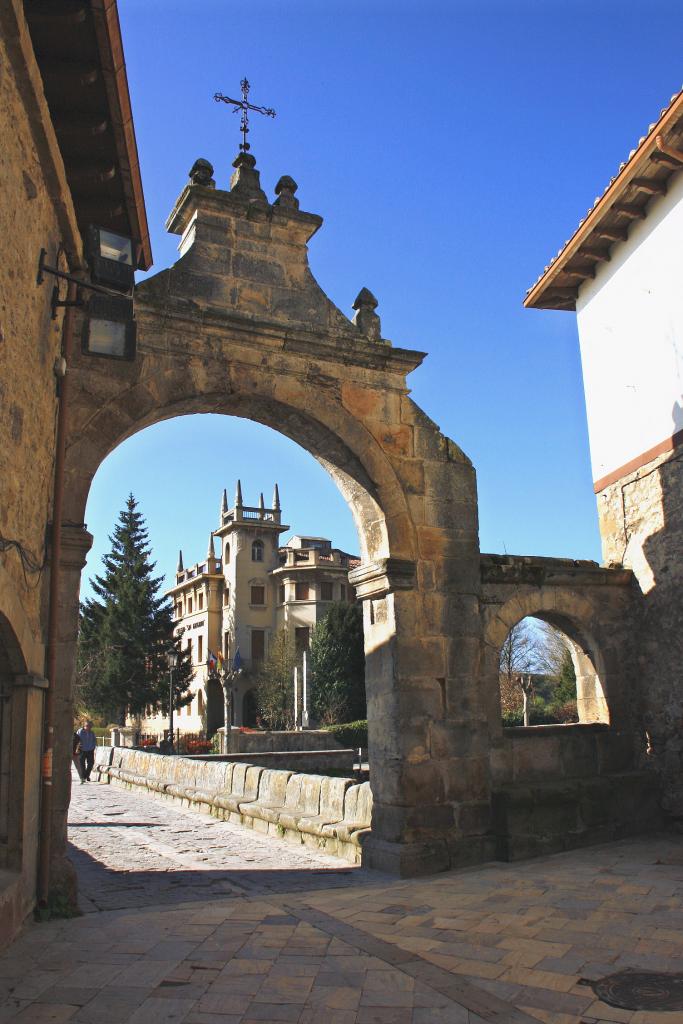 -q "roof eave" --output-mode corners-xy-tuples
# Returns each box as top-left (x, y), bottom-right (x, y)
(525, 90), (683, 311)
